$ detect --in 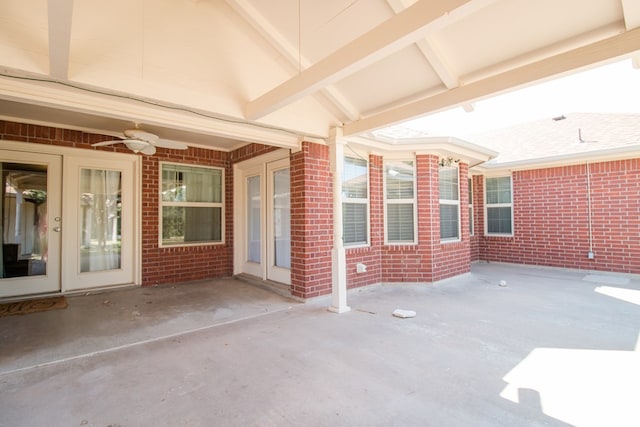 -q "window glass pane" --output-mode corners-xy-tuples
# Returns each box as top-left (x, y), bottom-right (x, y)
(247, 175), (261, 263)
(387, 203), (414, 242)
(162, 206), (221, 245)
(468, 178), (473, 204)
(440, 204), (459, 239)
(273, 168), (290, 269)
(80, 169), (122, 273)
(487, 207), (512, 234)
(343, 157), (368, 199)
(486, 177), (511, 204)
(385, 161), (414, 199)
(162, 164), (222, 203)
(1, 162), (48, 278)
(439, 168), (458, 201)
(343, 203), (367, 244)
(469, 206), (474, 235)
